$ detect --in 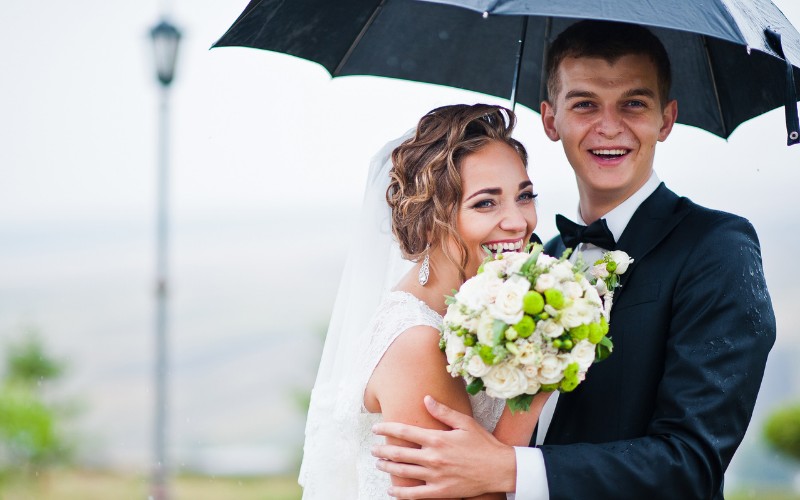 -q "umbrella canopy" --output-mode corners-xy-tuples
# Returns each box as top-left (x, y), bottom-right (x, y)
(212, 0), (800, 143)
